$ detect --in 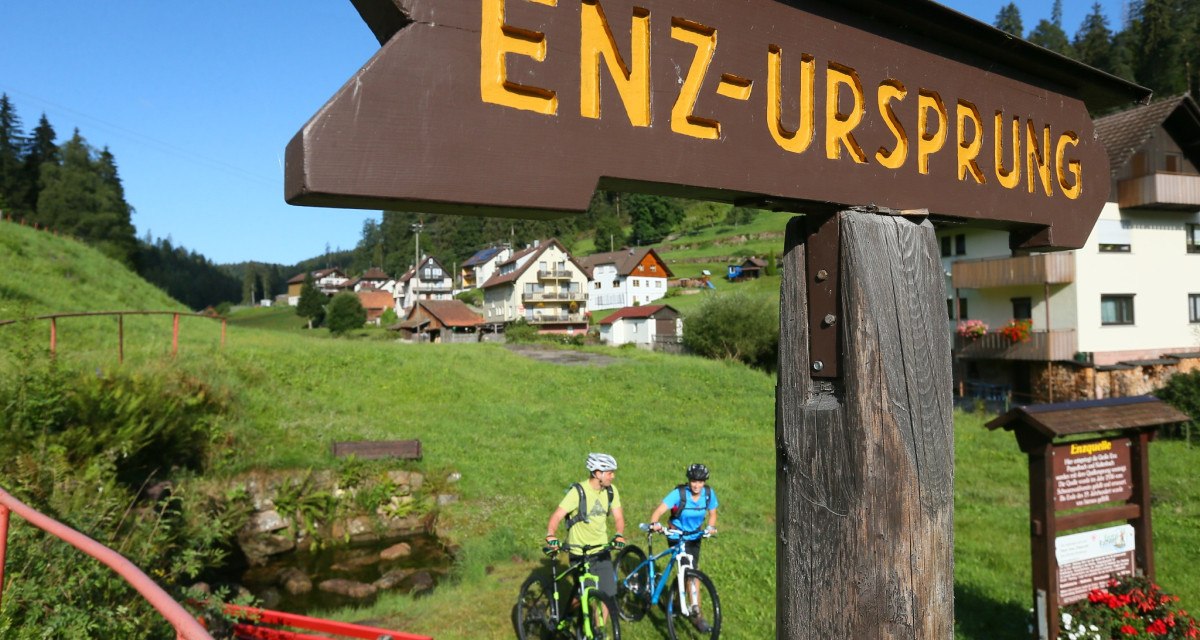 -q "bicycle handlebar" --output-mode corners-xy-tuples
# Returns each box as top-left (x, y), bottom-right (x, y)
(638, 523), (714, 538)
